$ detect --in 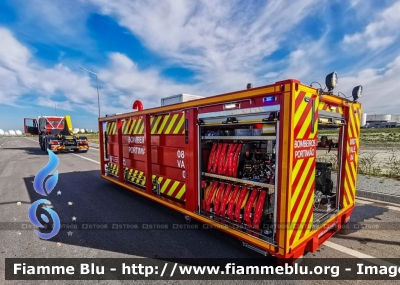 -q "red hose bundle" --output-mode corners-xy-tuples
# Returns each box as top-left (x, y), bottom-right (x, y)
(207, 143), (218, 172)
(222, 143), (235, 176)
(230, 144), (243, 177)
(205, 181), (219, 212)
(227, 185), (241, 221)
(213, 182), (226, 215)
(235, 186), (248, 223)
(217, 143), (229, 174)
(253, 190), (267, 230)
(244, 189), (259, 228)
(220, 183), (232, 218)
(211, 143), (224, 173)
